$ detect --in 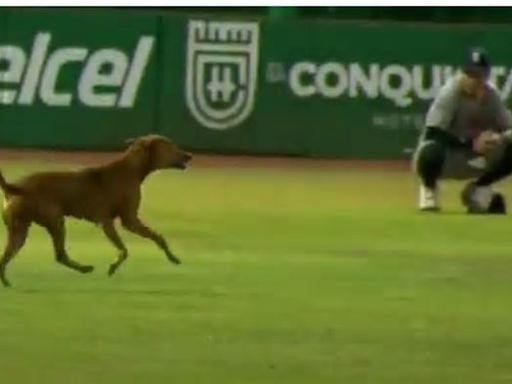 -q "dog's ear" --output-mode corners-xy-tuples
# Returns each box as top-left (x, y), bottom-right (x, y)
(125, 136), (154, 147)
(125, 137), (145, 150)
